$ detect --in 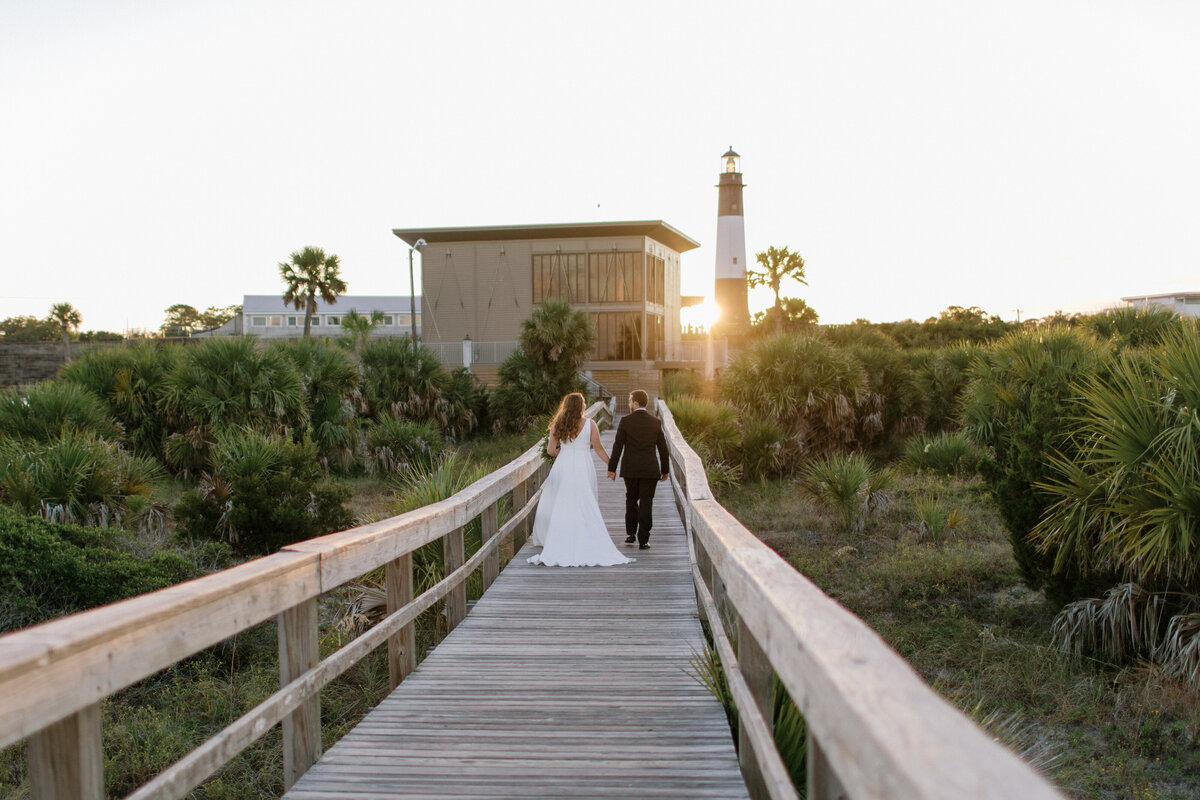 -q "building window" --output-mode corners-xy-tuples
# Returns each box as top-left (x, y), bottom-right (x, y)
(251, 316), (267, 326)
(396, 315), (410, 327)
(328, 316), (340, 326)
(382, 315), (394, 325)
(287, 316), (297, 326)
(269, 316), (281, 326)
(311, 317), (321, 326)
(646, 255), (665, 305)
(588, 252), (643, 303)
(591, 312), (644, 361)
(532, 253), (587, 303)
